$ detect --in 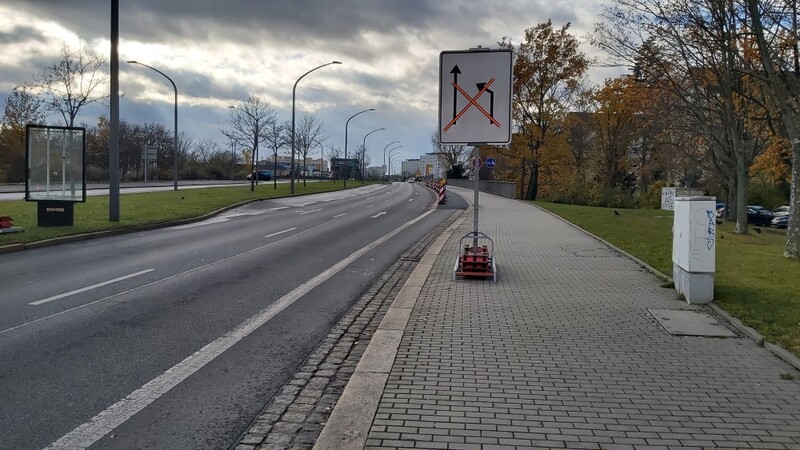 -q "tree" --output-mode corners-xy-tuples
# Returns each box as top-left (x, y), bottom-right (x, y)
(294, 112), (325, 186)
(263, 120), (289, 189)
(593, 0), (768, 234)
(431, 130), (467, 174)
(500, 21), (590, 200)
(745, 0), (800, 258)
(1, 85), (46, 182)
(328, 145), (342, 183)
(222, 93), (277, 190)
(31, 43), (108, 127)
